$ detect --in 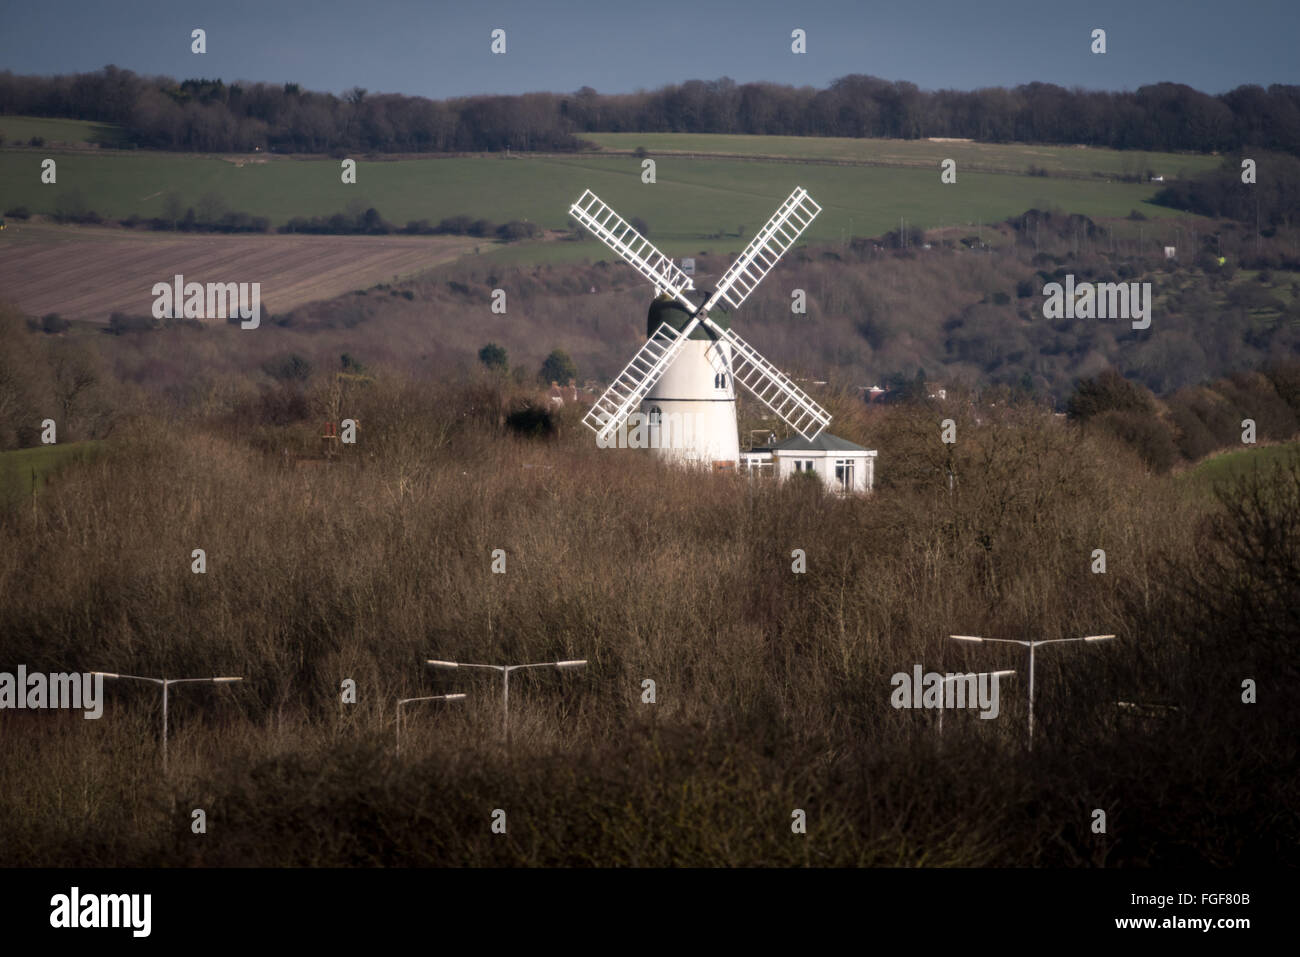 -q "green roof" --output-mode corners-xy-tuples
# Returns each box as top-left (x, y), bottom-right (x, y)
(646, 293), (730, 340)
(769, 433), (871, 453)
